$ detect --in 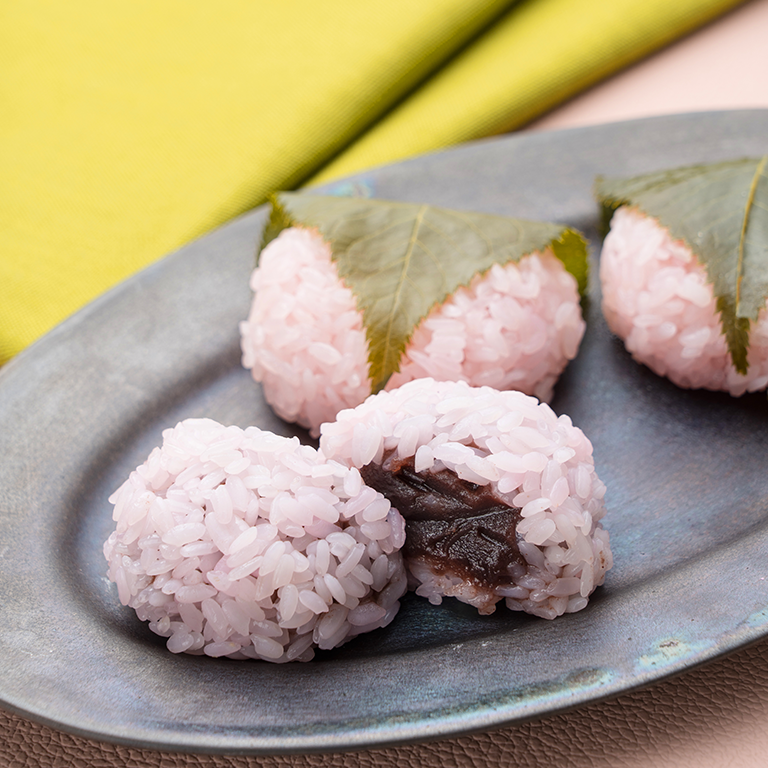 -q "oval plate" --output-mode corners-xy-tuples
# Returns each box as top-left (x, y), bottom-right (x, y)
(2, 110), (768, 754)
